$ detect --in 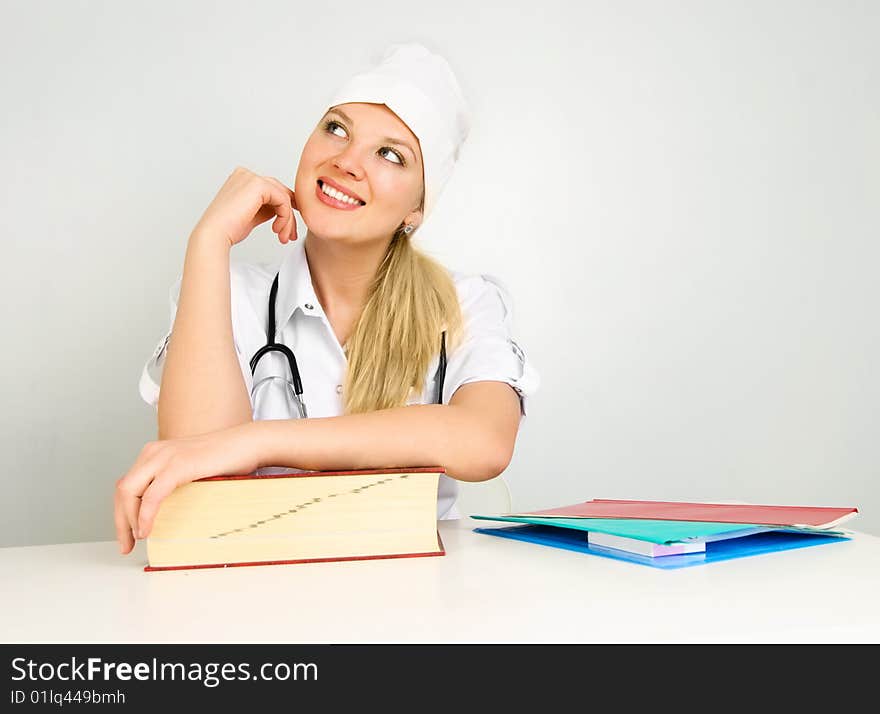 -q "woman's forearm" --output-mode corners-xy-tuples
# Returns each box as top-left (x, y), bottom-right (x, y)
(246, 404), (509, 482)
(157, 229), (253, 440)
